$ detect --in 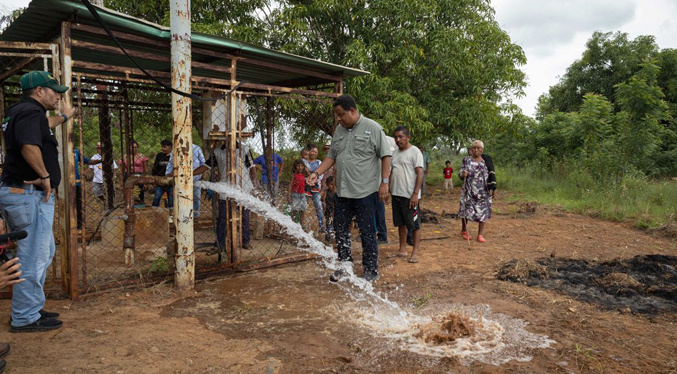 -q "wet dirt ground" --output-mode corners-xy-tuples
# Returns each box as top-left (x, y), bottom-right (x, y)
(2, 190), (677, 373)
